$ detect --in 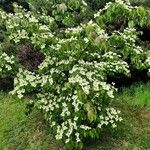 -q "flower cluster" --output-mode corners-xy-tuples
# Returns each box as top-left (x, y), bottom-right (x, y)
(10, 69), (41, 98)
(0, 52), (17, 78)
(3, 4), (56, 50)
